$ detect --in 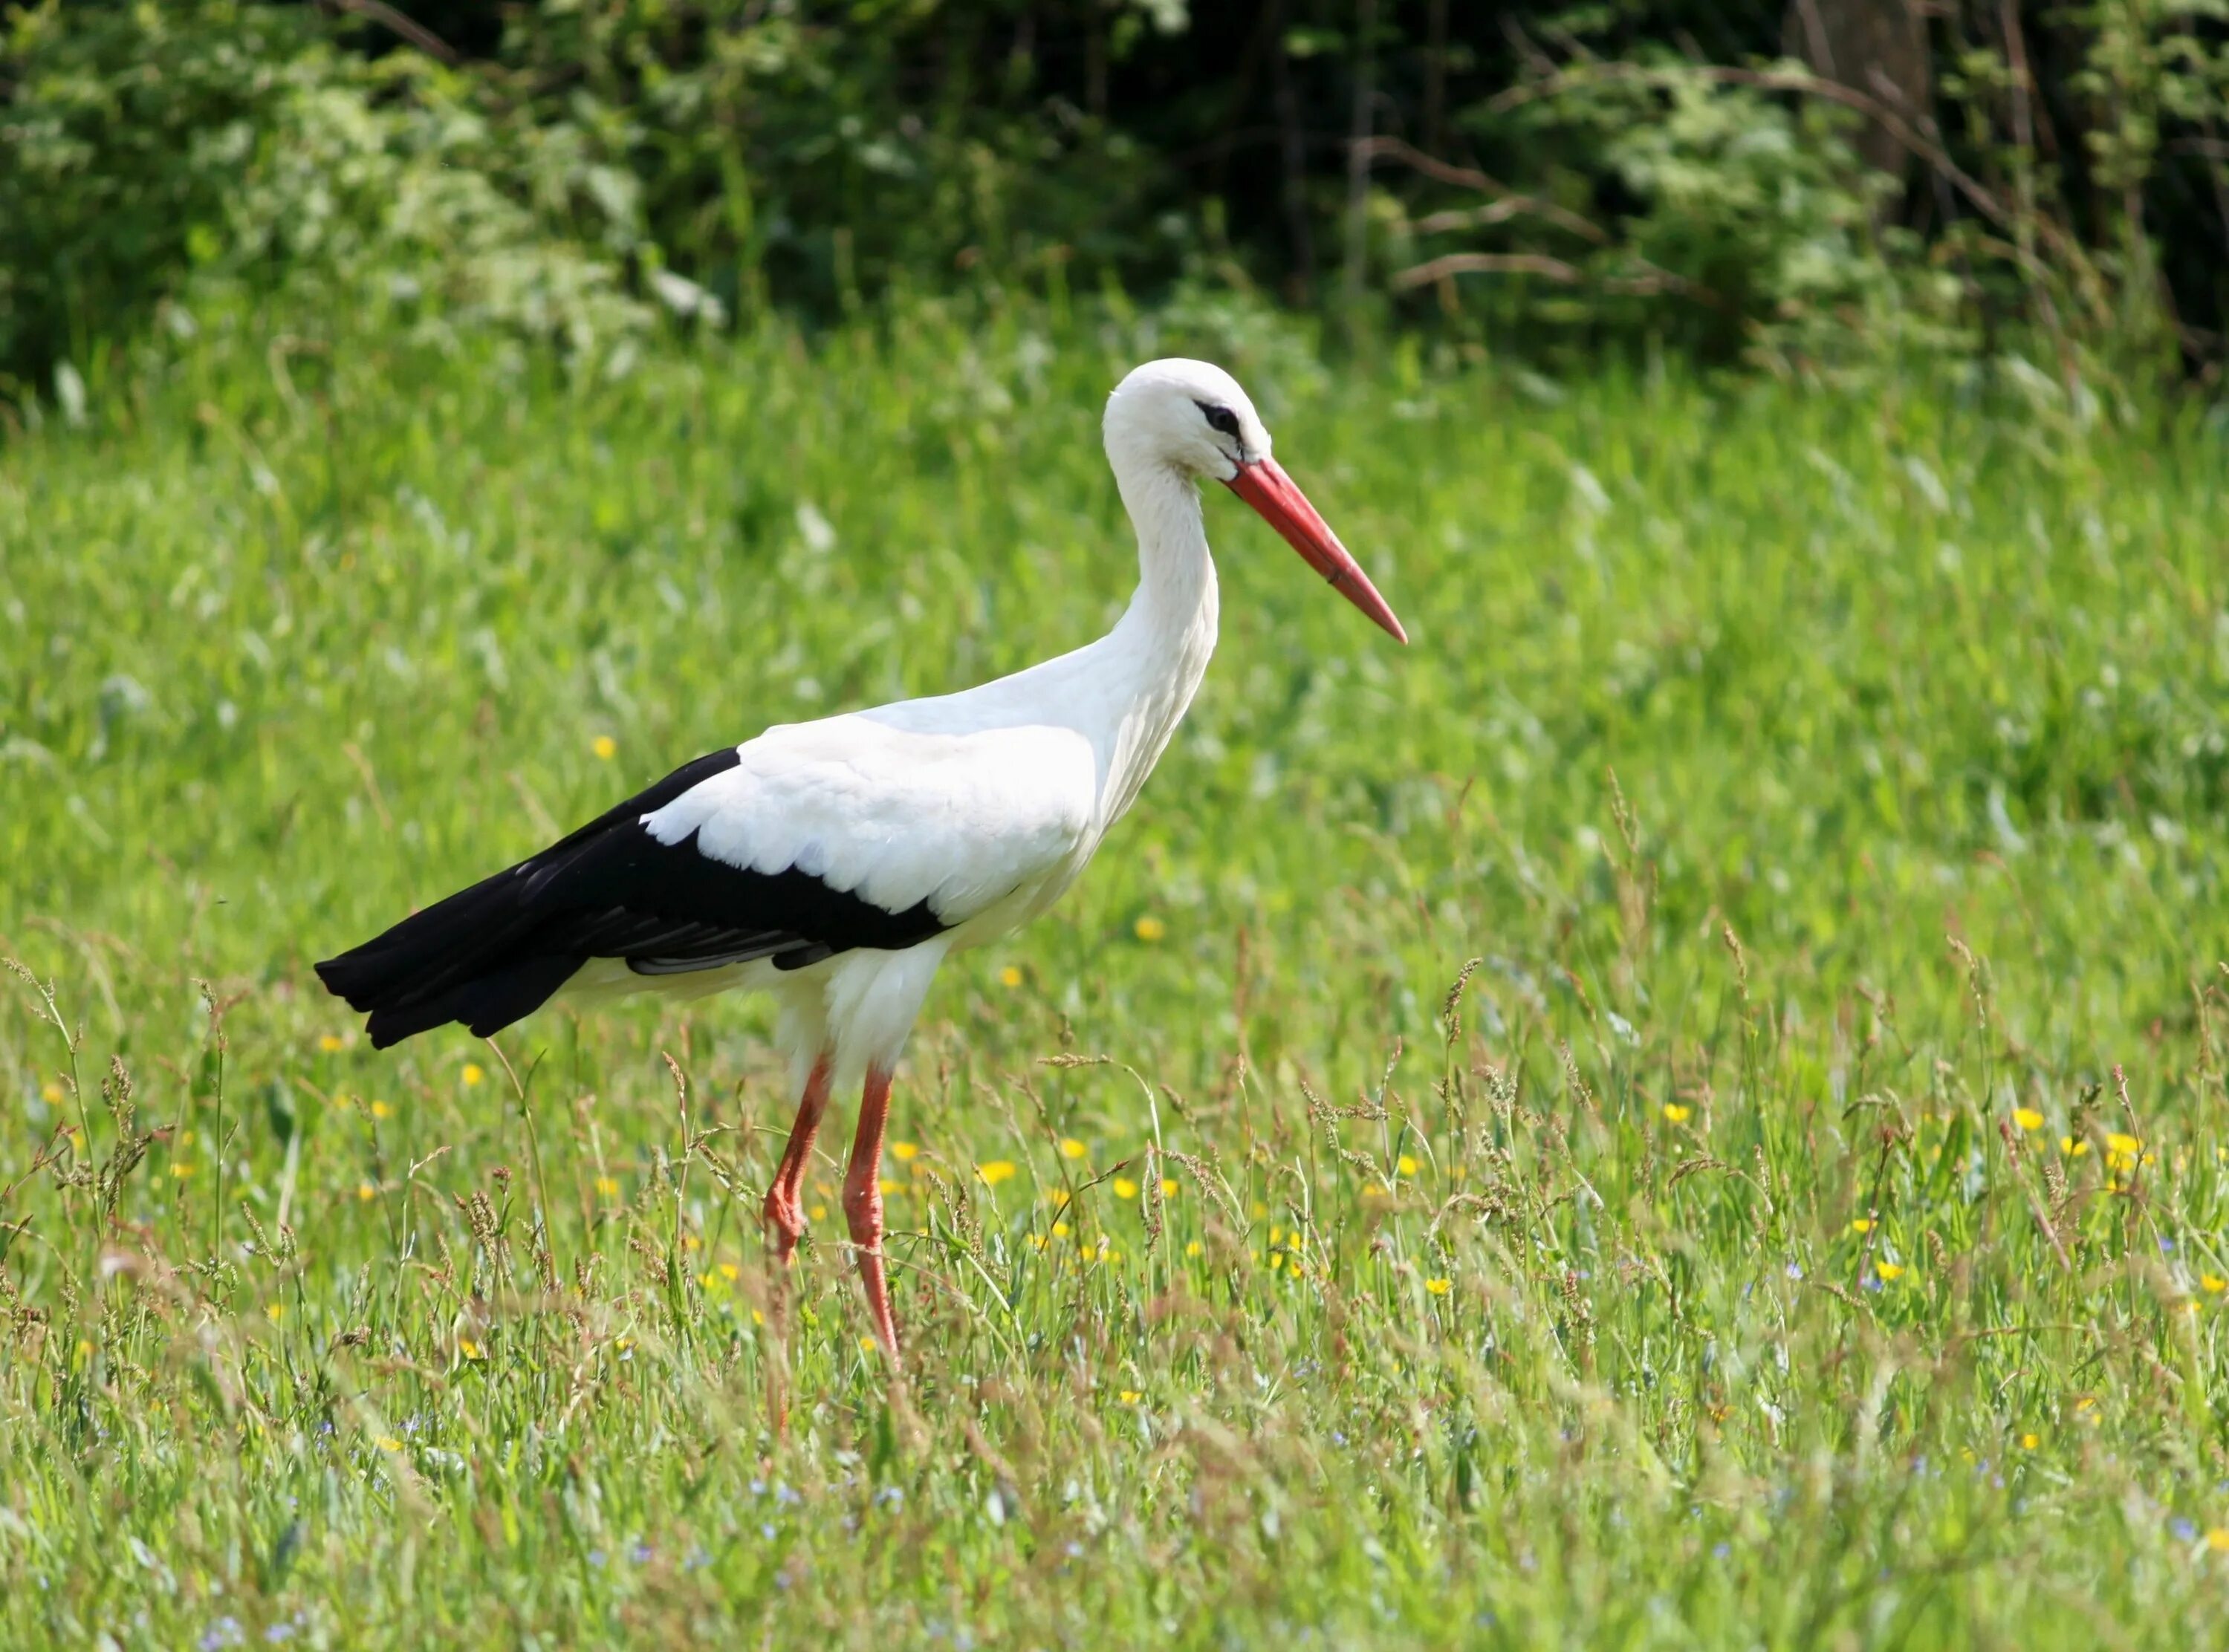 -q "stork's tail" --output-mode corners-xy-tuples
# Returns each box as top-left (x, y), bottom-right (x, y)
(314, 874), (583, 1049)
